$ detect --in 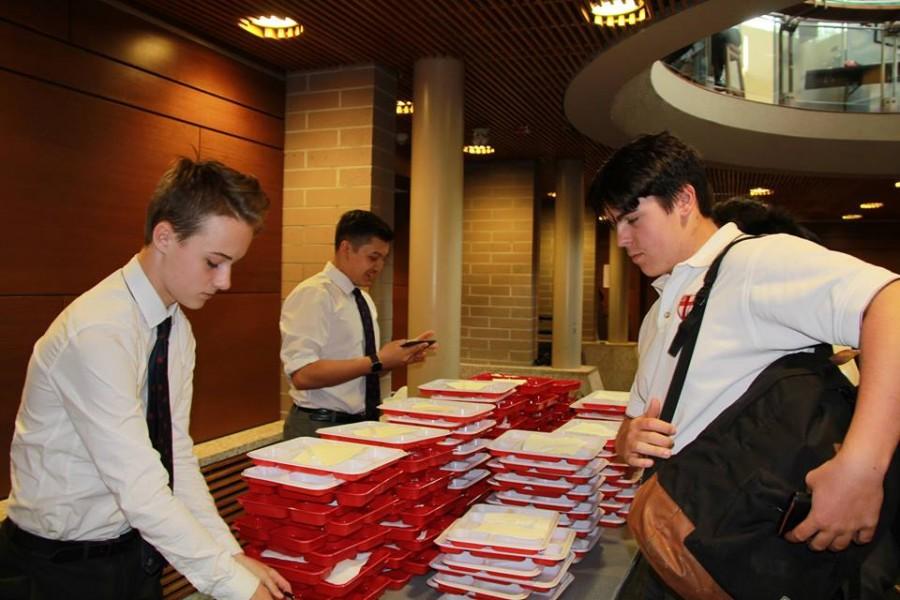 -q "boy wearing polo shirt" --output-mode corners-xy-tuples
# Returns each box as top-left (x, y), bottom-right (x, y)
(590, 132), (900, 596)
(0, 158), (291, 600)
